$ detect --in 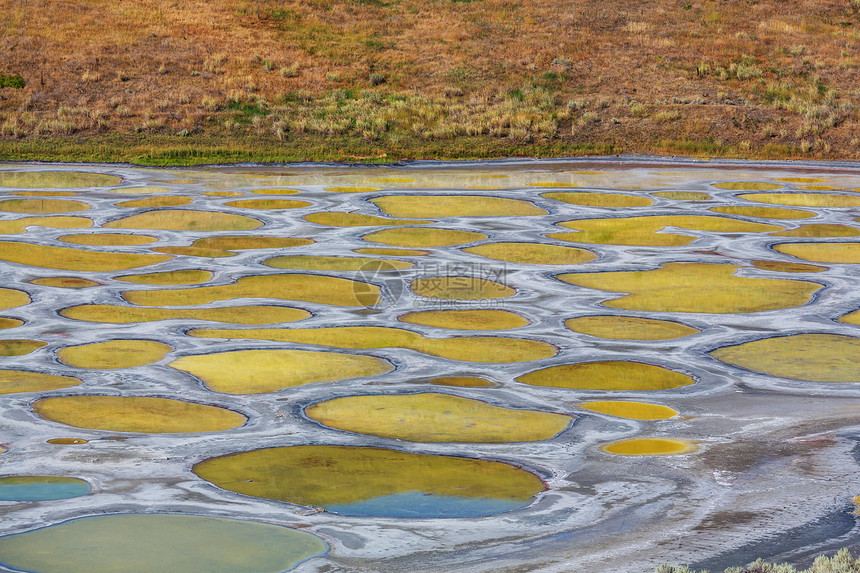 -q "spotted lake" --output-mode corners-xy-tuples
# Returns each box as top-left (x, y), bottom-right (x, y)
(0, 159), (858, 572)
